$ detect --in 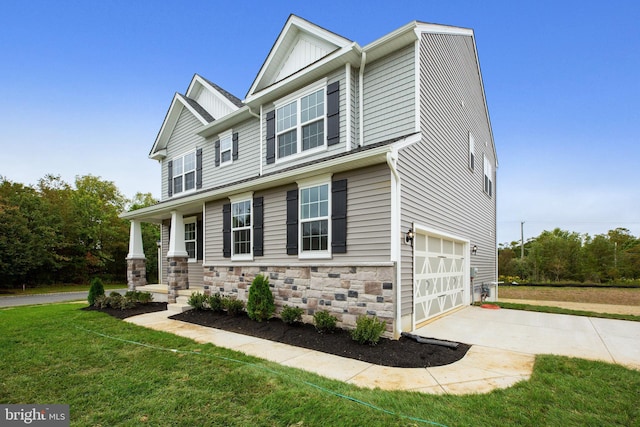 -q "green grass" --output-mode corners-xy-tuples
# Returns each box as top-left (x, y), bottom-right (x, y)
(1, 304), (639, 426)
(479, 301), (640, 322)
(0, 283), (125, 295)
